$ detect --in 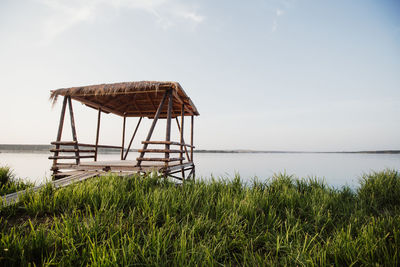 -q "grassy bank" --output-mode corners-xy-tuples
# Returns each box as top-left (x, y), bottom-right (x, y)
(1, 170), (399, 266)
(0, 166), (33, 196)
